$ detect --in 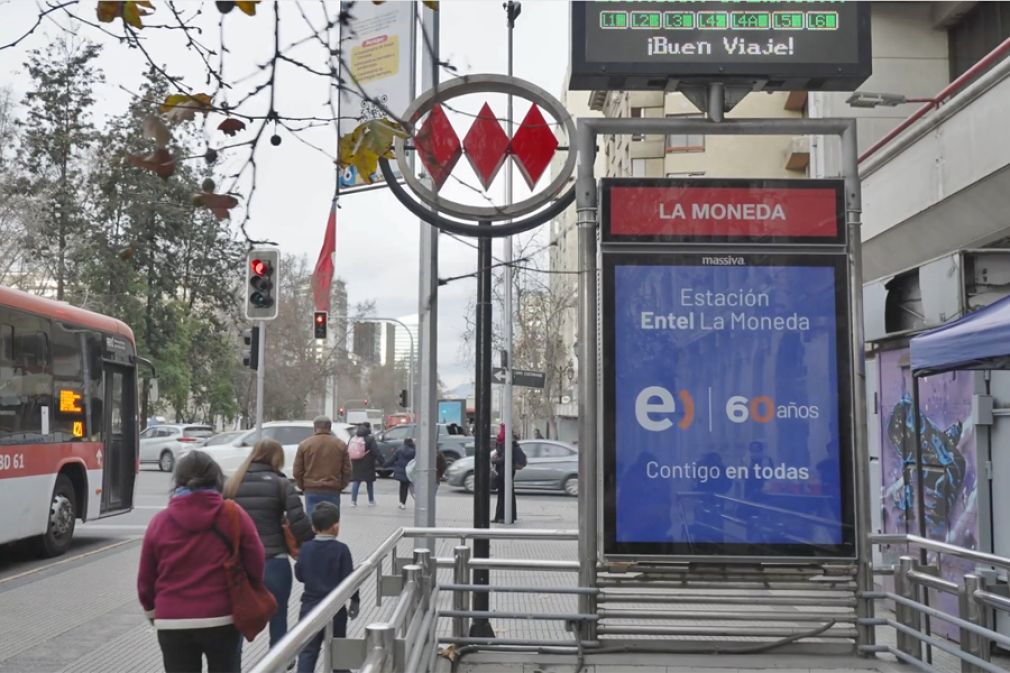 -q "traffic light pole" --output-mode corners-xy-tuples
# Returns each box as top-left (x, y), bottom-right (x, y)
(254, 322), (266, 443)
